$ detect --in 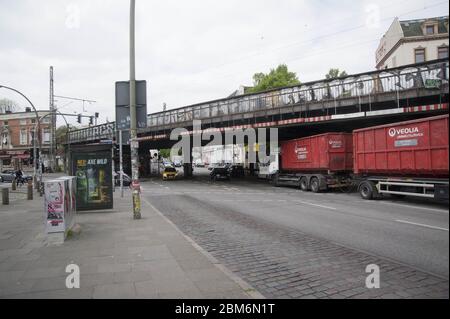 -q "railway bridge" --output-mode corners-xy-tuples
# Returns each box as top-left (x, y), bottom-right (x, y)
(64, 59), (449, 177)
